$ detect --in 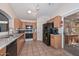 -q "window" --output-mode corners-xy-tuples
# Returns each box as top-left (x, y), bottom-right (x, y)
(0, 12), (9, 32)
